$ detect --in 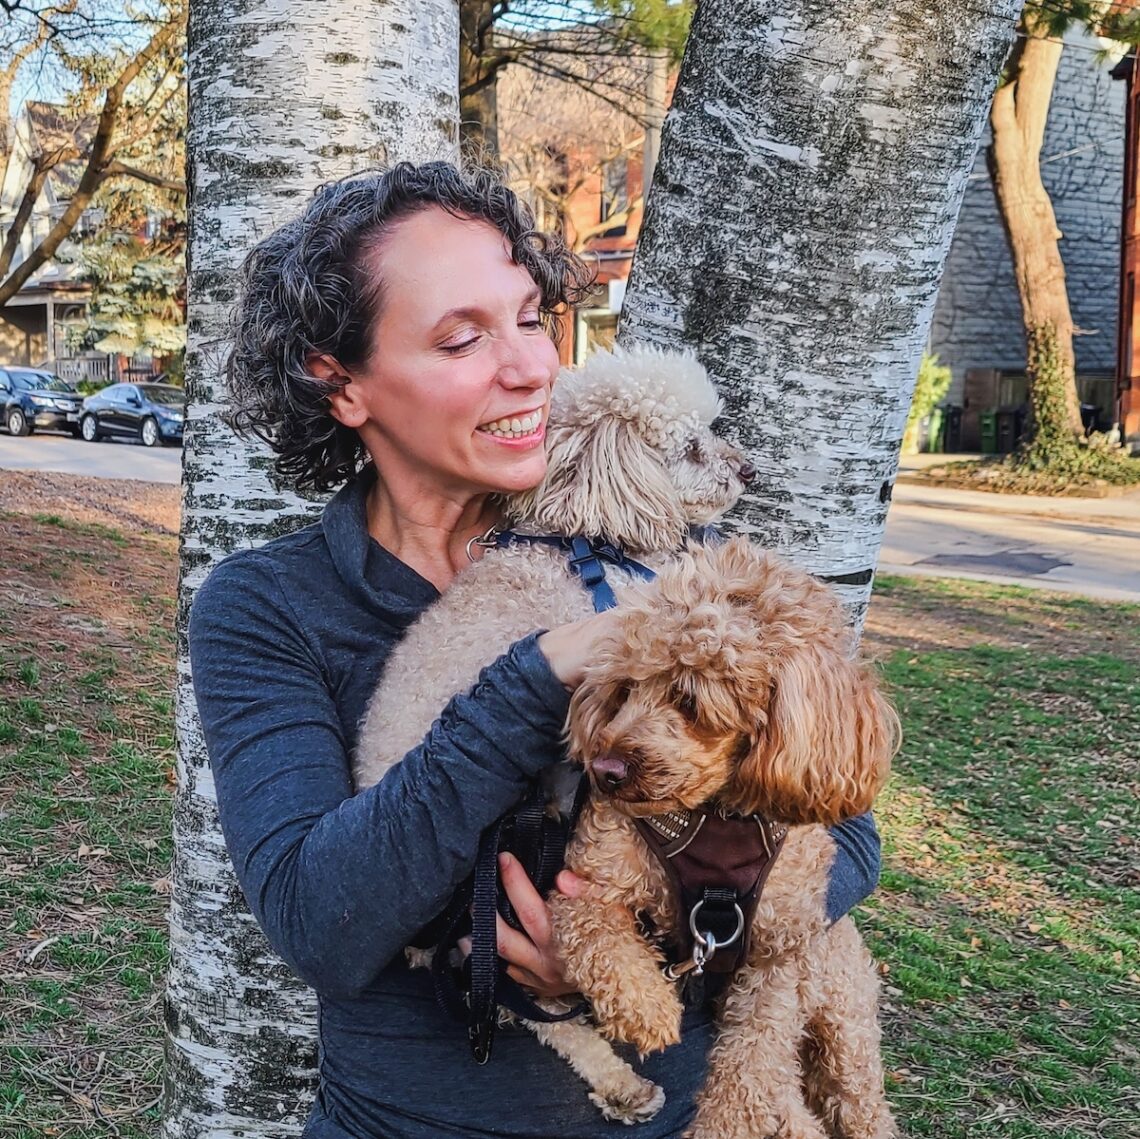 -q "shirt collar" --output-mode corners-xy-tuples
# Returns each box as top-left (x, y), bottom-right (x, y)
(322, 466), (440, 629)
